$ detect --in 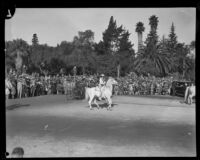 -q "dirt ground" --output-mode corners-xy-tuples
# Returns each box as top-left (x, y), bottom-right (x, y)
(6, 95), (196, 157)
